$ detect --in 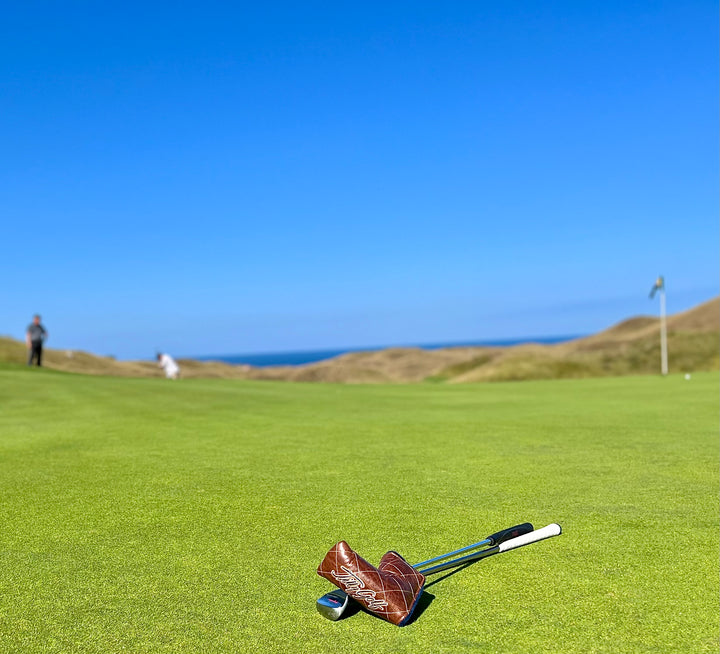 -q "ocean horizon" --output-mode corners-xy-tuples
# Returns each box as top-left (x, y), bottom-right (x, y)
(192, 334), (582, 368)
